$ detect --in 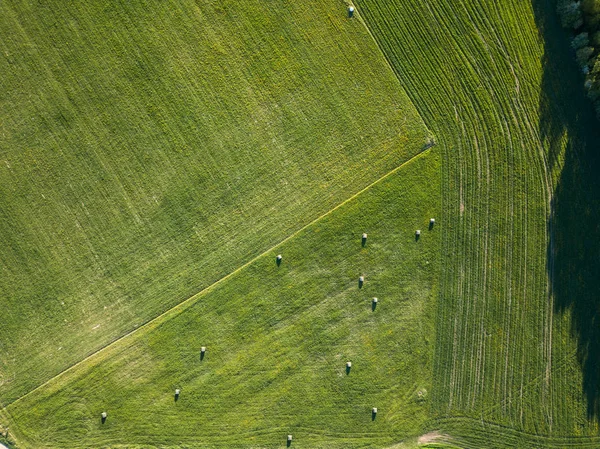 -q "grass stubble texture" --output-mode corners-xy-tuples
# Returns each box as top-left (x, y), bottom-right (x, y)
(355, 0), (600, 446)
(5, 151), (441, 448)
(0, 0), (431, 407)
(3, 0), (600, 447)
